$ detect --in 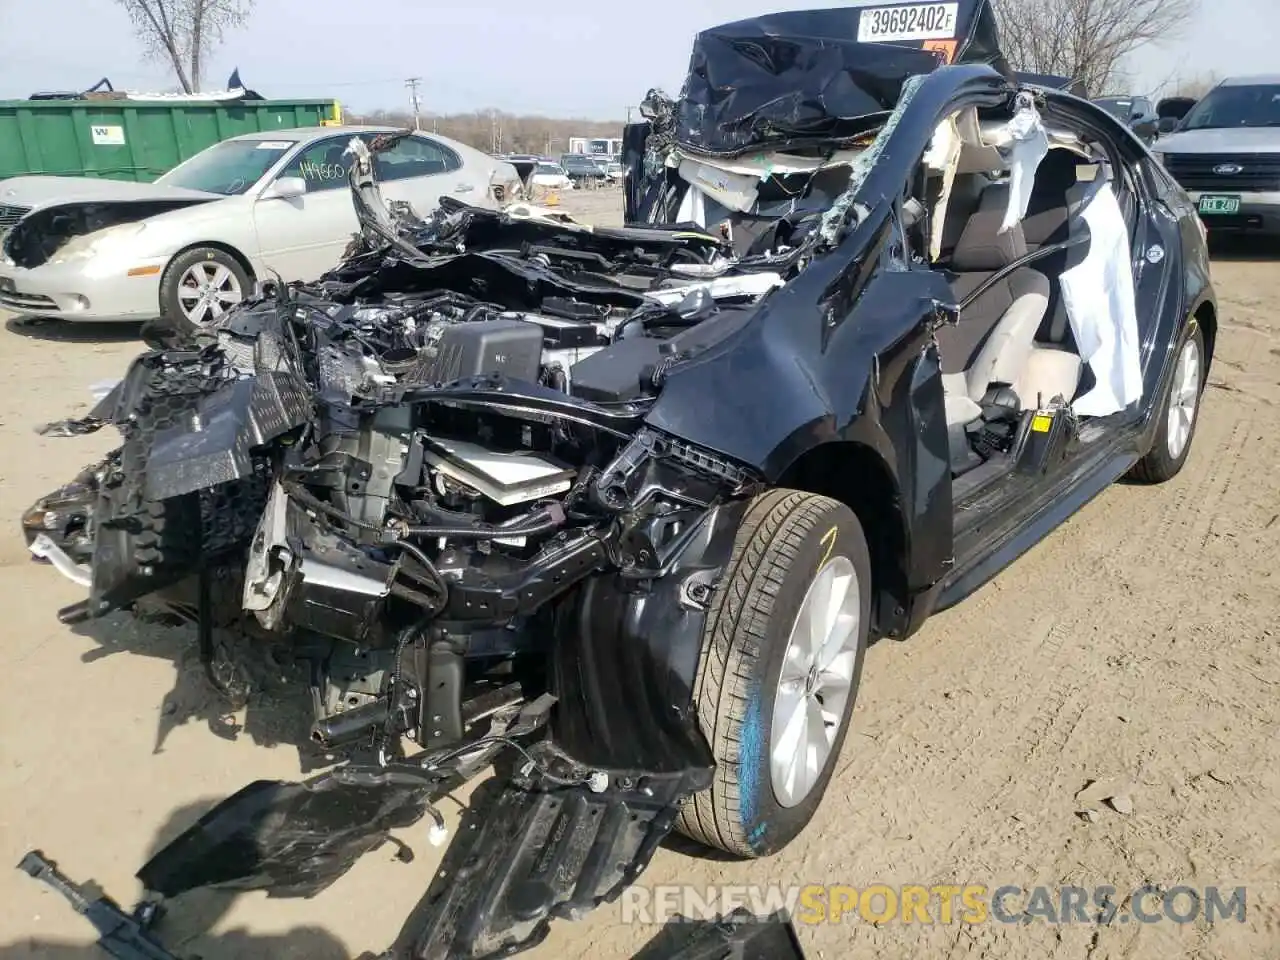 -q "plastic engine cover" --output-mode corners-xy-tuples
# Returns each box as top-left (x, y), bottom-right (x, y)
(413, 318), (543, 384)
